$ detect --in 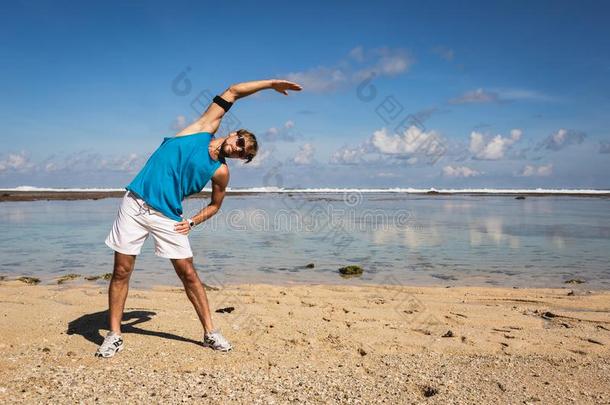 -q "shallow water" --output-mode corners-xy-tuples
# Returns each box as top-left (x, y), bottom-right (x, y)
(1, 193), (609, 289)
